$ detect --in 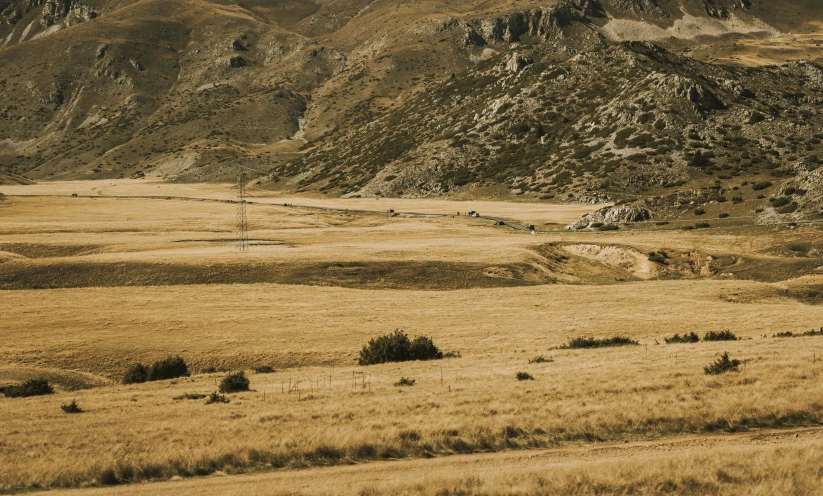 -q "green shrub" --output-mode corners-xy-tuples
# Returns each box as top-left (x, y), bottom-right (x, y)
(147, 356), (189, 381)
(61, 399), (83, 414)
(358, 330), (443, 365)
(253, 366), (275, 374)
(703, 330), (738, 341)
(205, 392), (230, 404)
(2, 378), (53, 398)
(704, 352), (740, 375)
(528, 355), (553, 364)
(695, 222), (710, 229)
(694, 208), (705, 216)
(516, 372), (534, 381)
(752, 181), (772, 191)
(665, 332), (699, 344)
(123, 364), (148, 384)
(719, 213), (730, 218)
(394, 377), (416, 387)
(219, 371), (250, 393)
(561, 336), (639, 349)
